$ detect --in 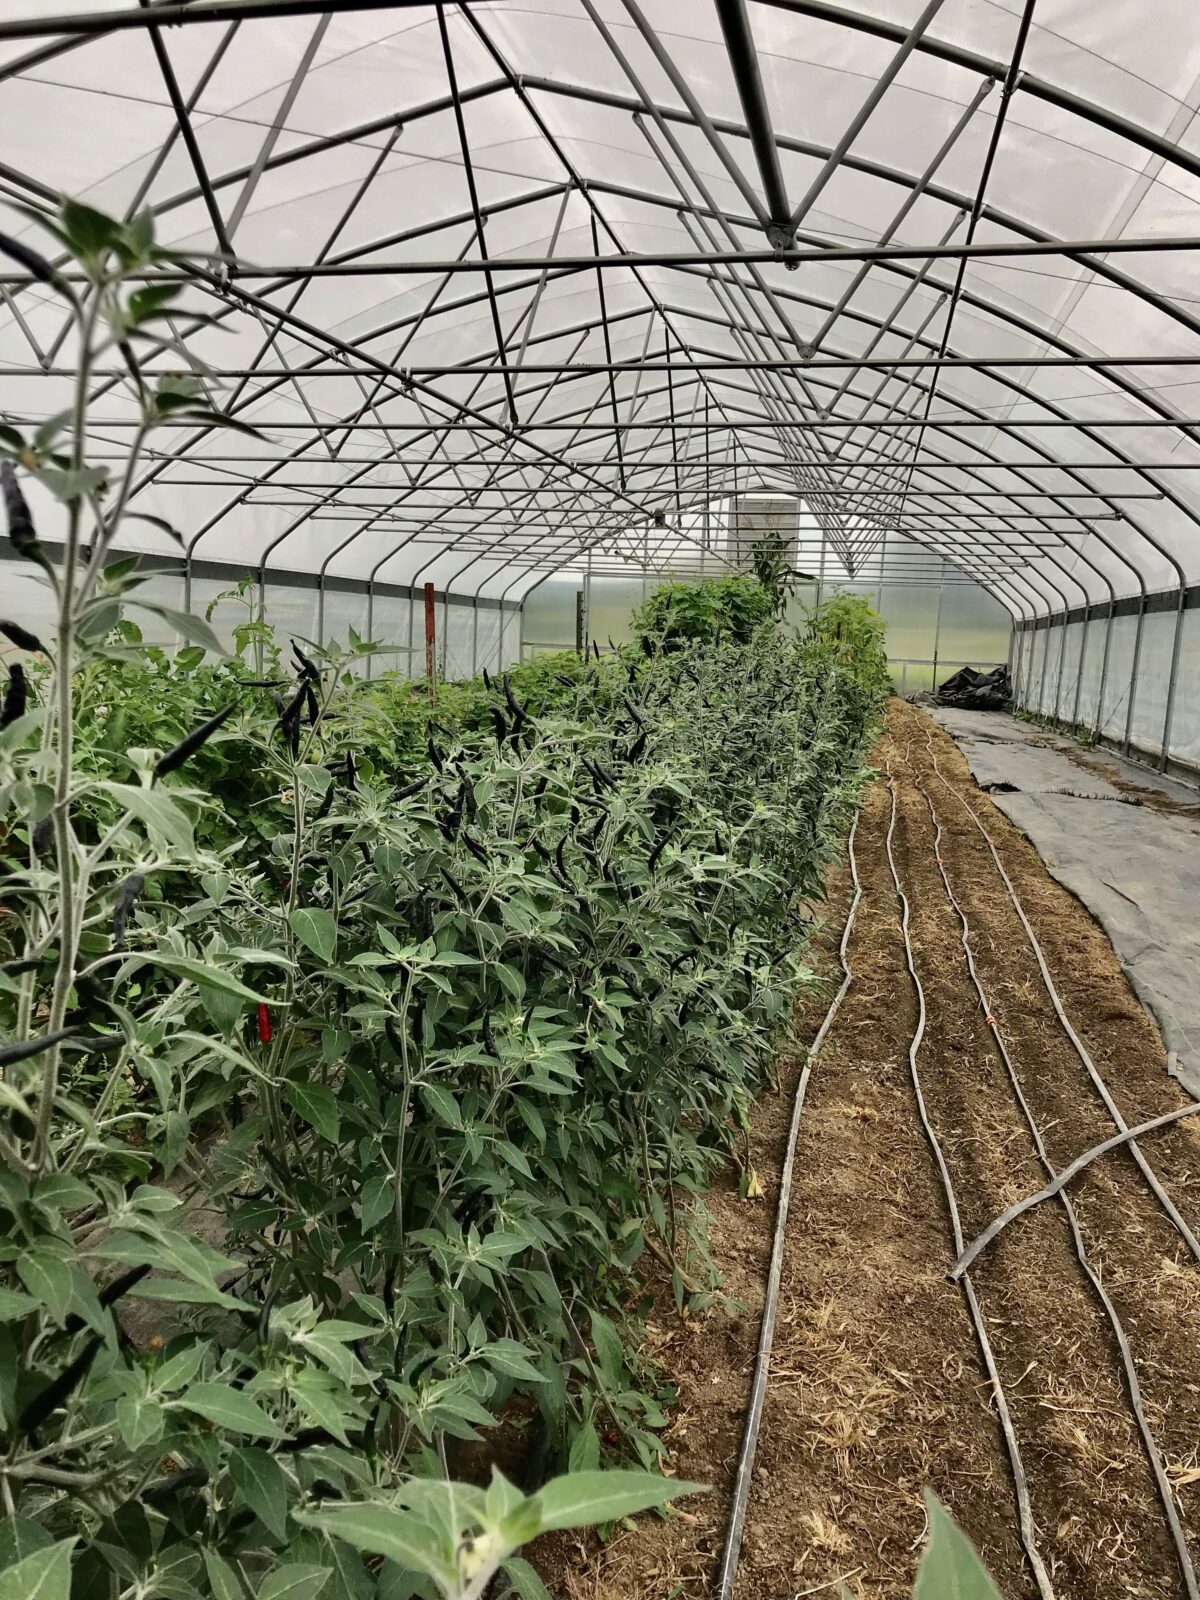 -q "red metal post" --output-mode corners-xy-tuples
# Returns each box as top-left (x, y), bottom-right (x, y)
(424, 581), (437, 700)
